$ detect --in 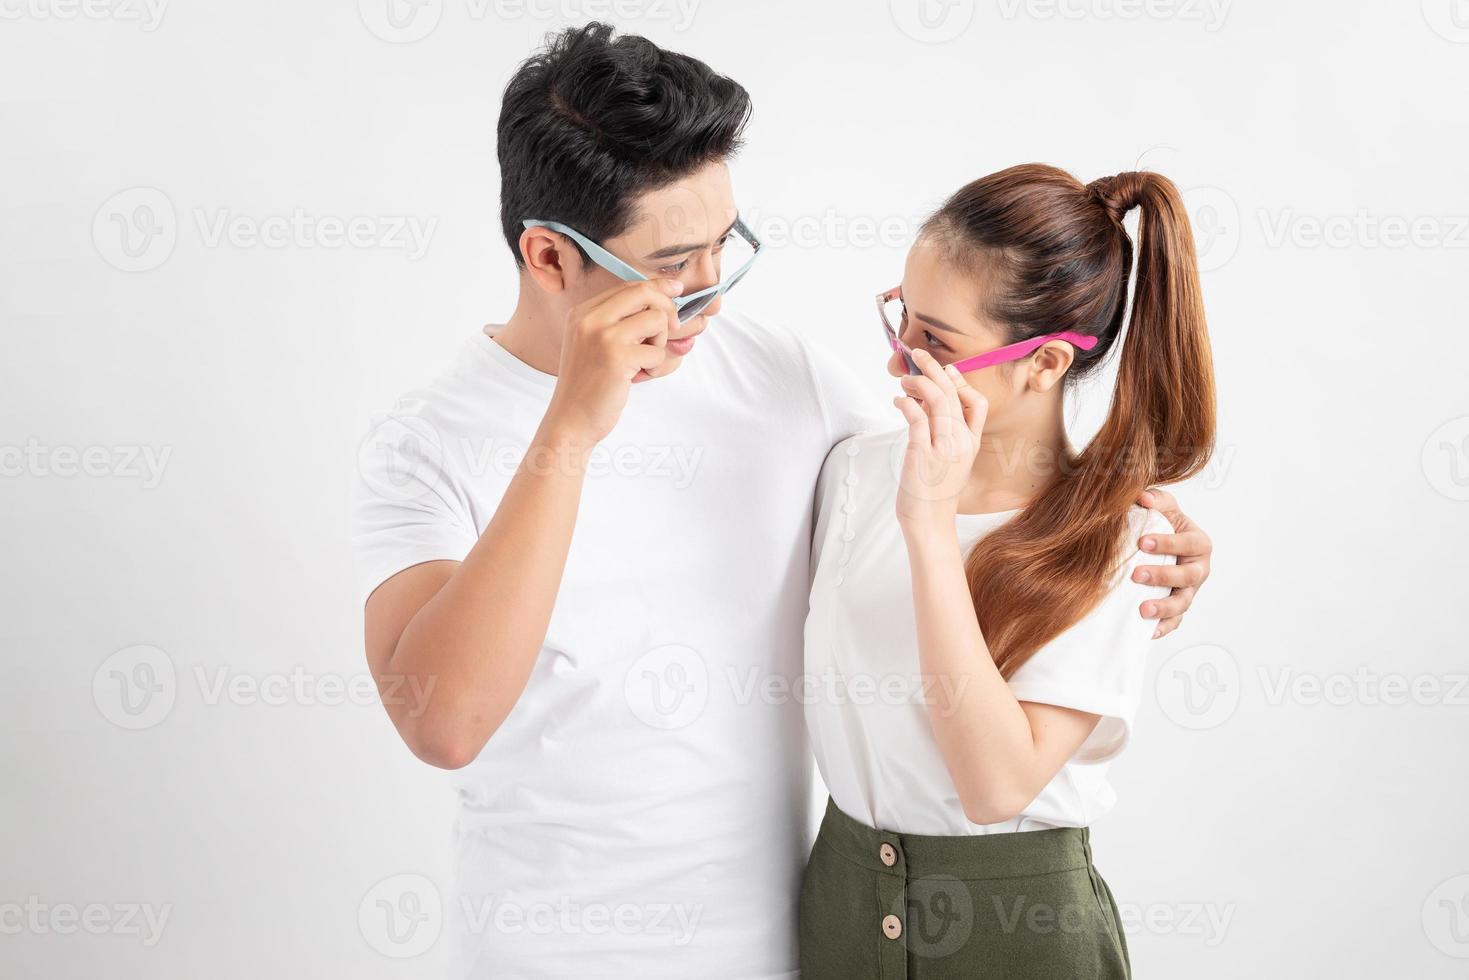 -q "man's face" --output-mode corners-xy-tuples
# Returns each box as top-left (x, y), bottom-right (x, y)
(588, 161), (740, 377)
